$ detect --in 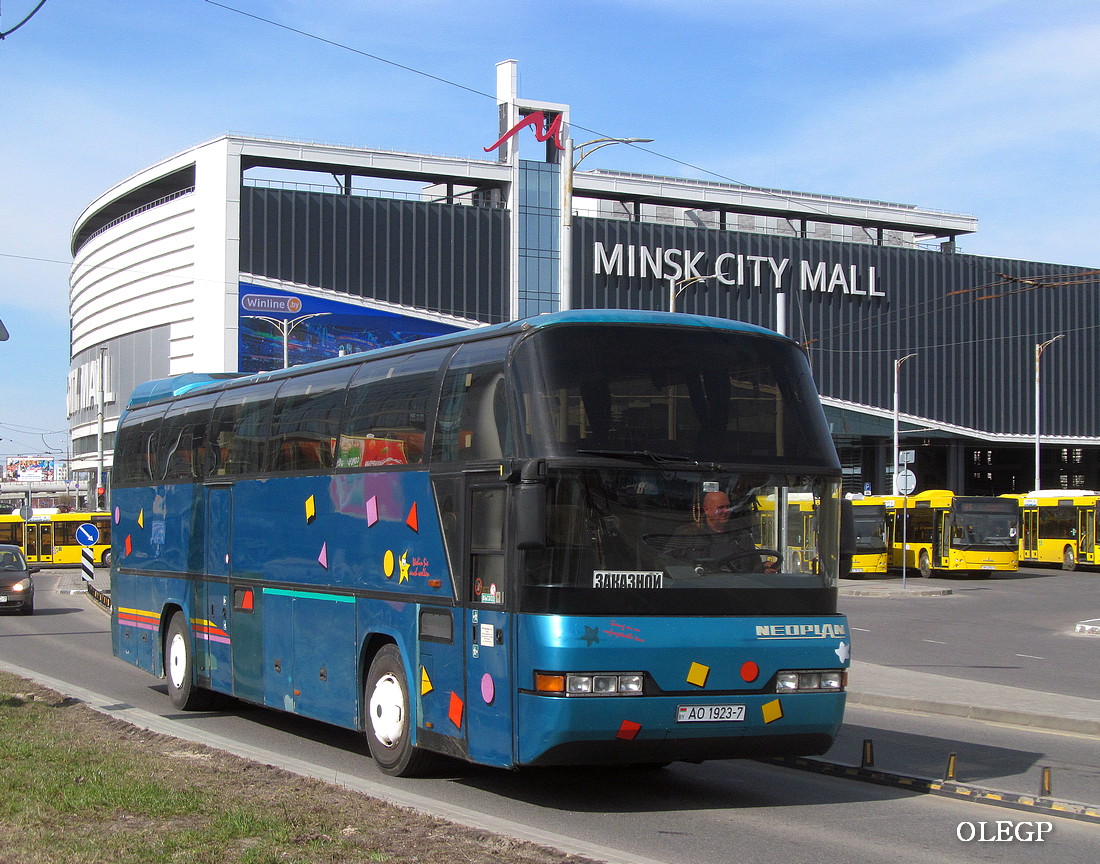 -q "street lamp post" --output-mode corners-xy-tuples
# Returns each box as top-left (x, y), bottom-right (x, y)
(1034, 334), (1064, 491)
(893, 353), (917, 586)
(668, 273), (718, 313)
(560, 136), (653, 309)
(243, 313), (331, 369)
